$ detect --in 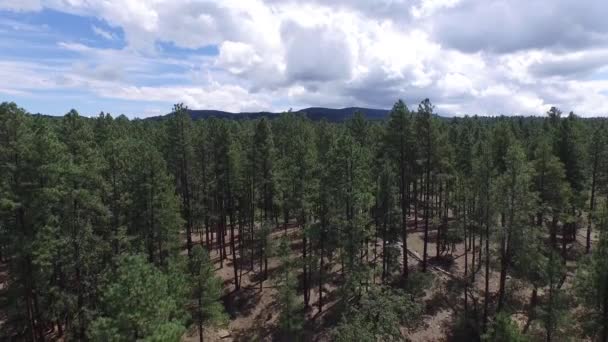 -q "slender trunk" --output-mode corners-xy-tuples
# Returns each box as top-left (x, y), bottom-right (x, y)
(483, 203), (490, 332)
(238, 216), (244, 288)
(587, 161), (597, 253)
(437, 178), (442, 258)
(498, 180), (515, 312)
(383, 215), (388, 282)
(523, 287), (537, 333)
(547, 252), (554, 342)
(259, 241), (264, 291)
(463, 189), (468, 316)
(423, 163), (430, 272)
(472, 226), (476, 282)
(198, 279), (204, 342)
(179, 117), (193, 259)
(221, 194), (227, 261)
(264, 253), (268, 280)
(407, 180), (411, 216)
(218, 205), (224, 268)
(478, 228), (483, 273)
(602, 280), (608, 342)
(26, 283), (36, 342)
(497, 251), (508, 313)
(110, 146), (119, 256)
(561, 209), (570, 262)
(318, 222), (325, 313)
(373, 196), (379, 285)
(414, 178), (418, 230)
(303, 223), (309, 308)
(401, 156), (409, 280)
(18, 207), (37, 342)
(250, 175), (256, 271)
(230, 205), (239, 290)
